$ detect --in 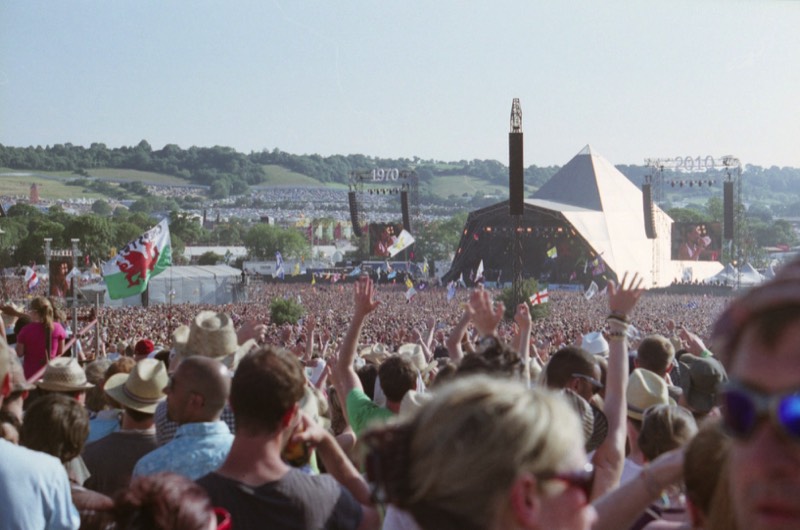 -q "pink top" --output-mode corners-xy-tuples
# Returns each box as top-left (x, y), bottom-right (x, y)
(17, 321), (67, 379)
